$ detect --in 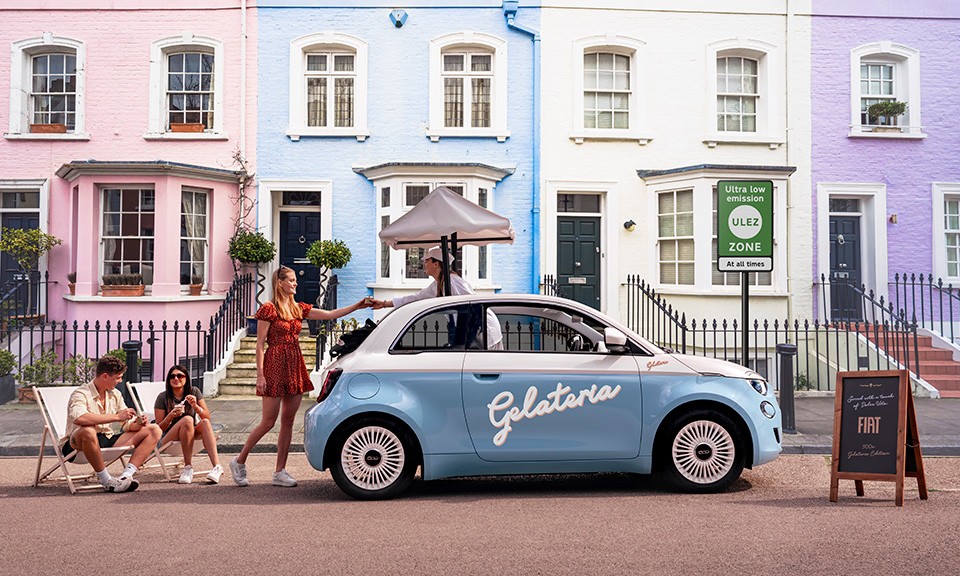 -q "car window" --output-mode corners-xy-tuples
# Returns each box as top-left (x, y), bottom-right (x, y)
(392, 304), (483, 352)
(488, 305), (602, 353)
